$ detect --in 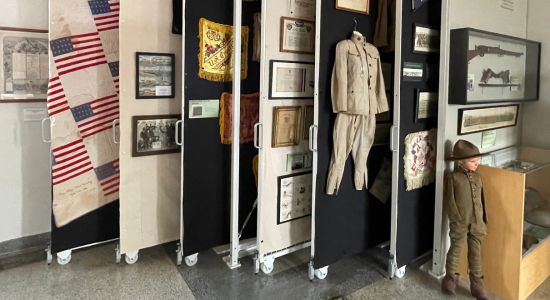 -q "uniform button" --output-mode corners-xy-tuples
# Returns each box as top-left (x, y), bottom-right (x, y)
(369, 64), (372, 67)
